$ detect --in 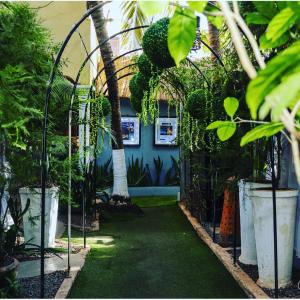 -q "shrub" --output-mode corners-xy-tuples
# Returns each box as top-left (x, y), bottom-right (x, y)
(142, 18), (175, 69)
(186, 89), (207, 119)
